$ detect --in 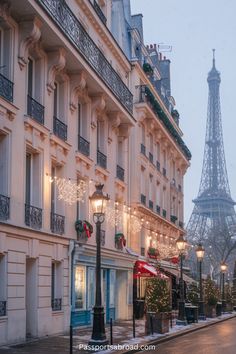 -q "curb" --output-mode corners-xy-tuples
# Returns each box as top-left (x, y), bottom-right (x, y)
(120, 313), (236, 354)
